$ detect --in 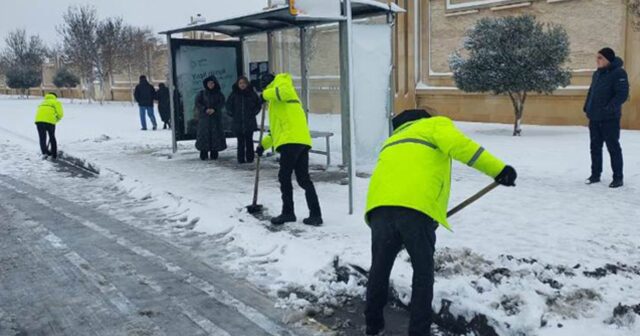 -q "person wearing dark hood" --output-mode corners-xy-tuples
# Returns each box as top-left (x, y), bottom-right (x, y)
(364, 109), (517, 336)
(583, 47), (629, 188)
(157, 83), (171, 129)
(134, 75), (158, 131)
(195, 75), (227, 160)
(226, 76), (262, 164)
